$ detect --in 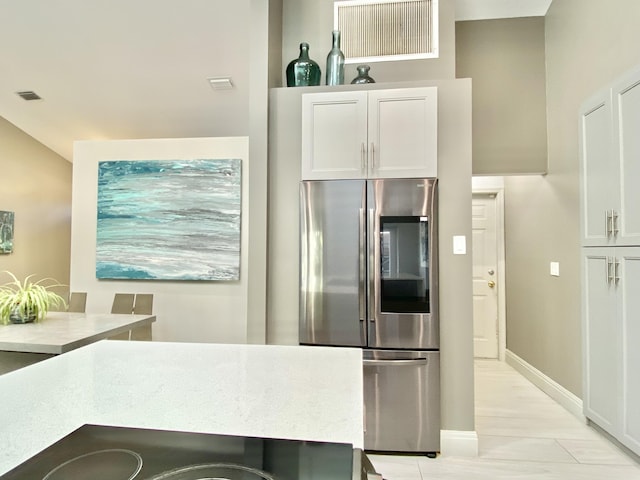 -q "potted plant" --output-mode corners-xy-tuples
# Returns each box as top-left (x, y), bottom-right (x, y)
(0, 272), (67, 324)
